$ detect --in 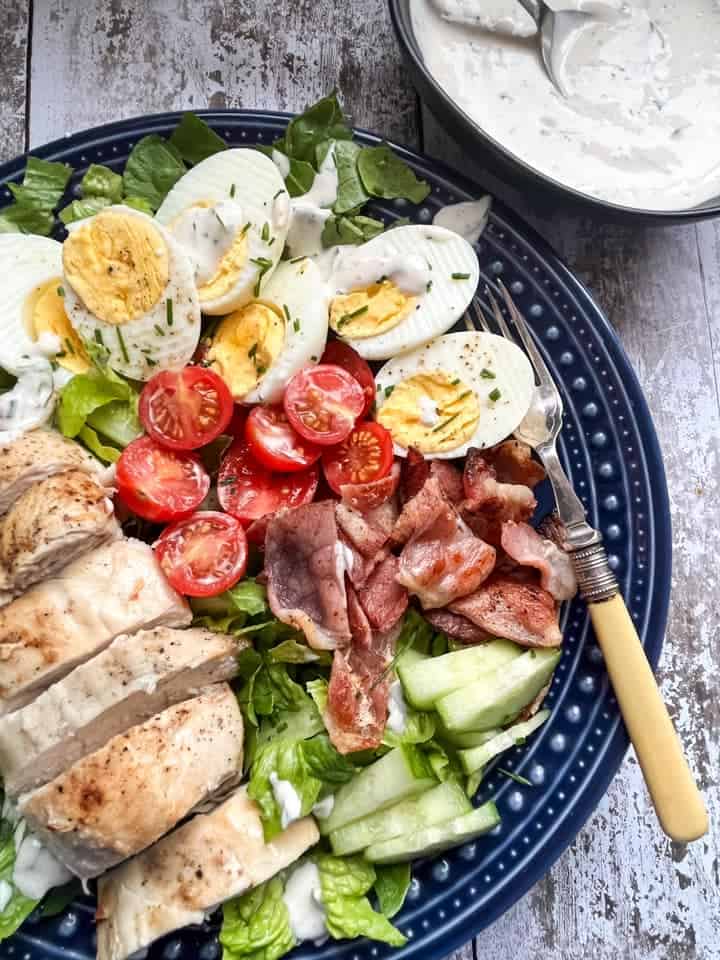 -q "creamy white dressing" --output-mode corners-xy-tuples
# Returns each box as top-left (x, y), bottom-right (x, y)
(282, 862), (328, 944)
(13, 832), (73, 900)
(433, 197), (491, 244)
(300, 144), (339, 209)
(413, 0), (720, 210)
(386, 680), (409, 735)
(171, 201), (247, 284)
(312, 794), (335, 819)
(335, 540), (355, 579)
(273, 190), (291, 230)
(333, 252), (431, 295)
(269, 772), (303, 829)
(286, 205), (333, 260)
(0, 348), (56, 445)
(419, 395), (440, 427)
